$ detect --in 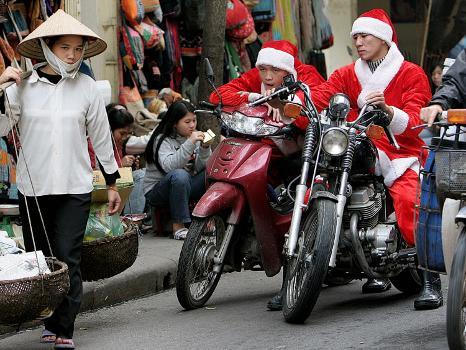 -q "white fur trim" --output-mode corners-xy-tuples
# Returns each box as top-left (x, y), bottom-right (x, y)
(375, 150), (419, 187)
(389, 106), (409, 135)
(351, 17), (393, 46)
(256, 47), (297, 79)
(355, 44), (404, 108)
